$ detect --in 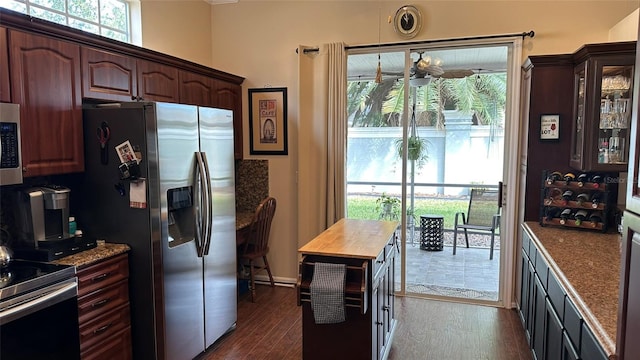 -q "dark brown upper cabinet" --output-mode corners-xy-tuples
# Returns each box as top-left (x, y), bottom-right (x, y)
(136, 60), (180, 102)
(213, 79), (243, 159)
(1, 8), (244, 161)
(81, 47), (137, 102)
(179, 70), (214, 107)
(0, 27), (10, 103)
(9, 30), (84, 177)
(569, 42), (636, 172)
